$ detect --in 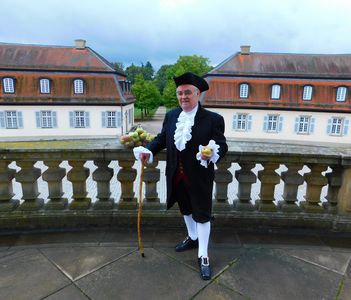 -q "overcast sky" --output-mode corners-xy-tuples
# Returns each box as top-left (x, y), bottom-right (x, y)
(2, 0), (351, 71)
